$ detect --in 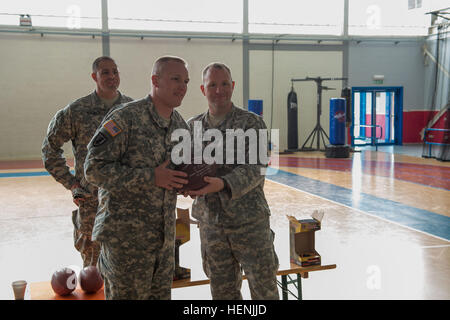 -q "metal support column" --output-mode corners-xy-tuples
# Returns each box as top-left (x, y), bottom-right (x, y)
(101, 0), (110, 57)
(242, 0), (249, 108)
